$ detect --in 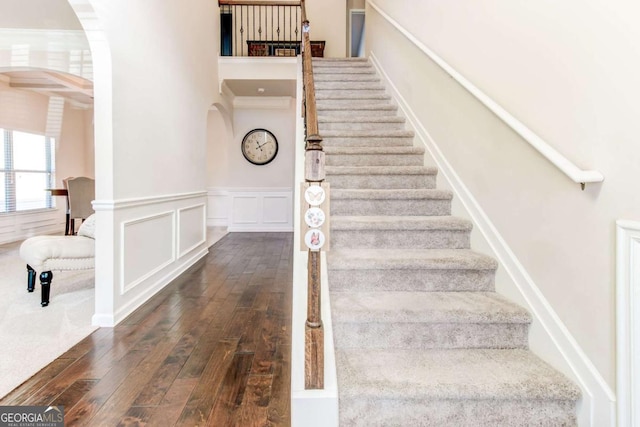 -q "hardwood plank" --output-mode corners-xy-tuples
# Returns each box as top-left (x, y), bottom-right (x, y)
(80, 337), (180, 426)
(206, 352), (254, 426)
(251, 309), (280, 375)
(142, 378), (198, 427)
(116, 406), (153, 427)
(236, 375), (274, 427)
(267, 344), (291, 426)
(174, 338), (239, 427)
(52, 379), (100, 413)
(238, 309), (265, 354)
